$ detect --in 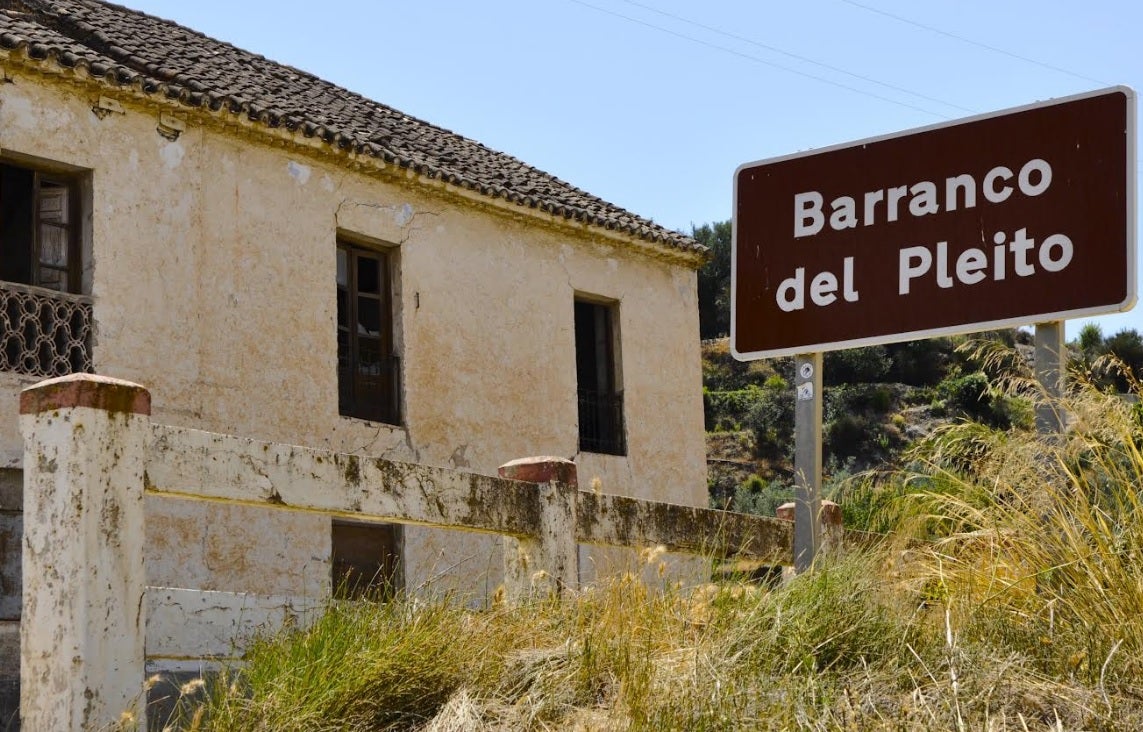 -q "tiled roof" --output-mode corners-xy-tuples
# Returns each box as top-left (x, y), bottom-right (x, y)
(0, 0), (703, 256)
